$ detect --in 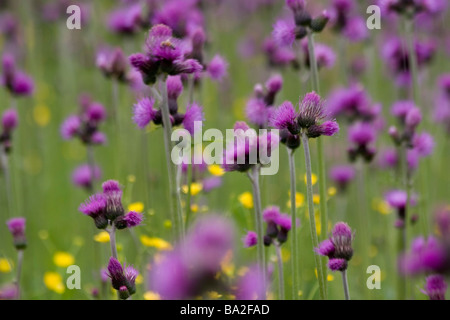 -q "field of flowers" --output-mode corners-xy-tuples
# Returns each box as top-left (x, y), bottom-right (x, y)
(0, 0), (449, 301)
